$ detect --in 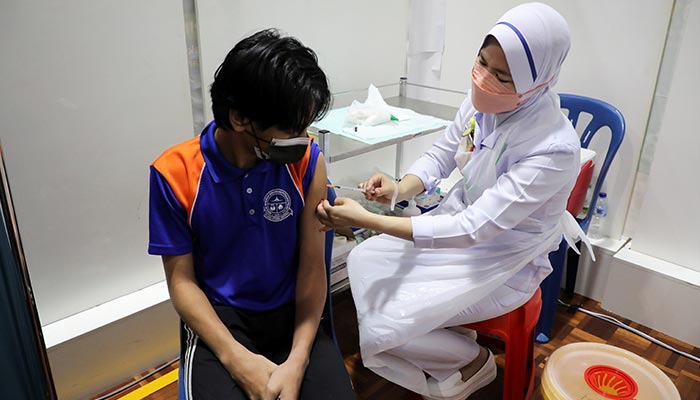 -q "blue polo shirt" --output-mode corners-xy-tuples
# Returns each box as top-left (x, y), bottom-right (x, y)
(148, 121), (320, 312)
